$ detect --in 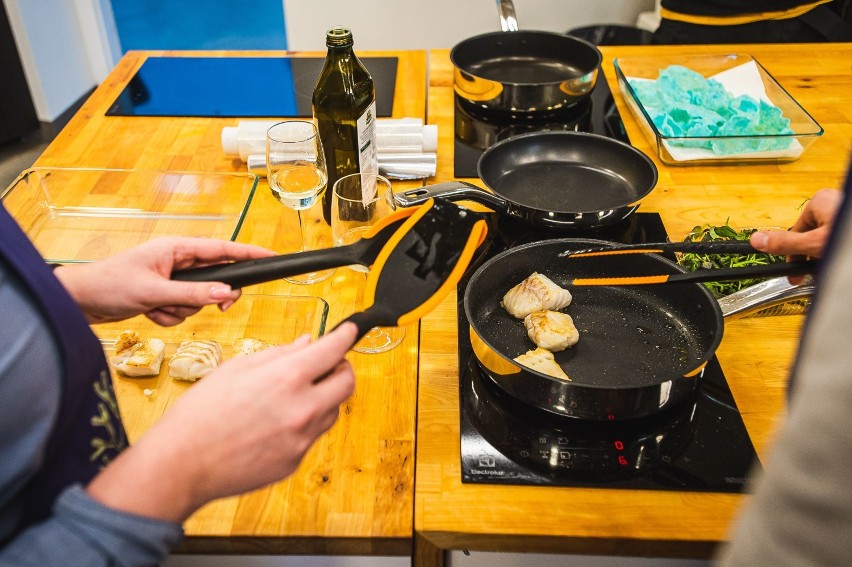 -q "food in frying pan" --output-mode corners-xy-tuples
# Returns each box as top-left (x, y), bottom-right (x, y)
(233, 337), (272, 357)
(109, 331), (166, 377)
(501, 272), (572, 319)
(168, 340), (223, 382)
(513, 347), (571, 381)
(523, 310), (580, 352)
